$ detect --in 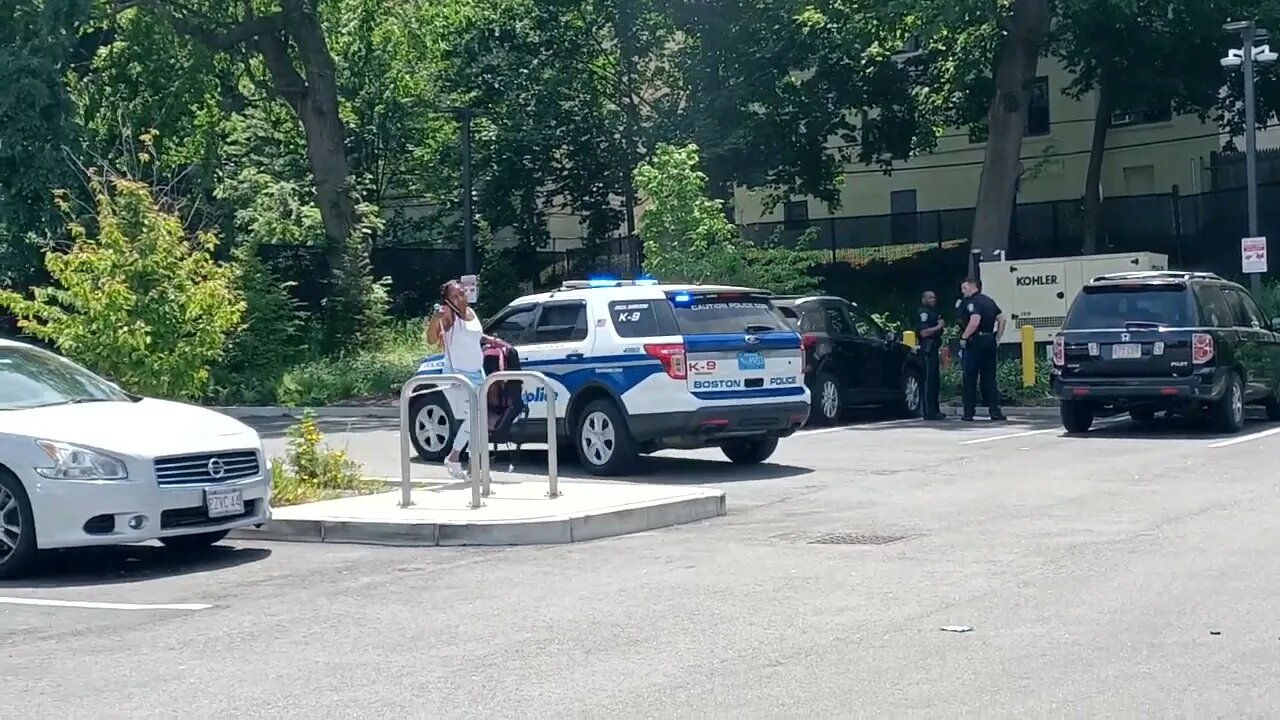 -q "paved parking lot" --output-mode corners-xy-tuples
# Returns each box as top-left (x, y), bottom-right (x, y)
(7, 411), (1280, 717)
